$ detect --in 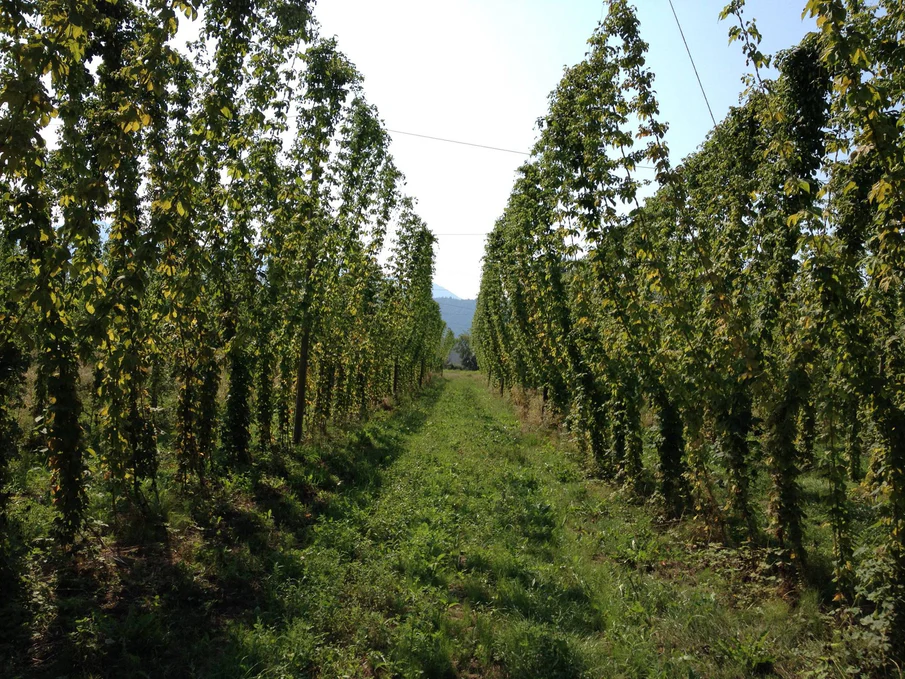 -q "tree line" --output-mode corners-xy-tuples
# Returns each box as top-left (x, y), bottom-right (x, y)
(0, 0), (446, 549)
(473, 0), (905, 665)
